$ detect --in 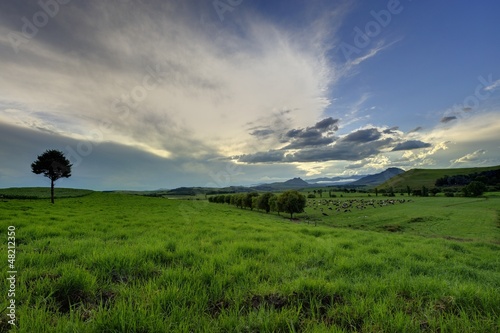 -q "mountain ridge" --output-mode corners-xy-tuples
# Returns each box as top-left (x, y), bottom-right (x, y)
(349, 168), (405, 186)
